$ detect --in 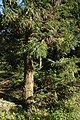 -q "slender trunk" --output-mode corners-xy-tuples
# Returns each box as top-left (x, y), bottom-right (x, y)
(23, 54), (34, 101)
(39, 56), (42, 69)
